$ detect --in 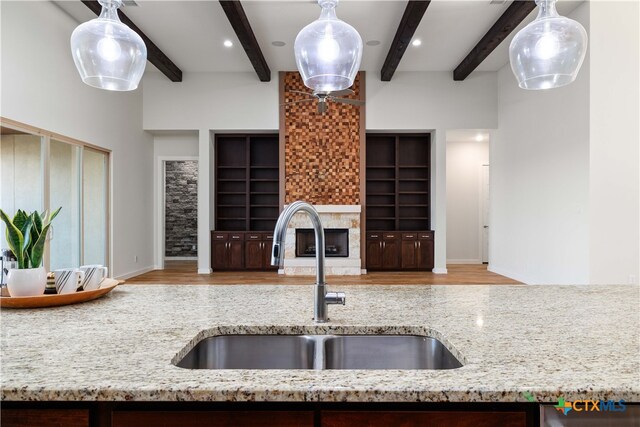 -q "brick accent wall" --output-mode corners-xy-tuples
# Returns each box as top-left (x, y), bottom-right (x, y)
(165, 161), (198, 257)
(282, 72), (363, 205)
